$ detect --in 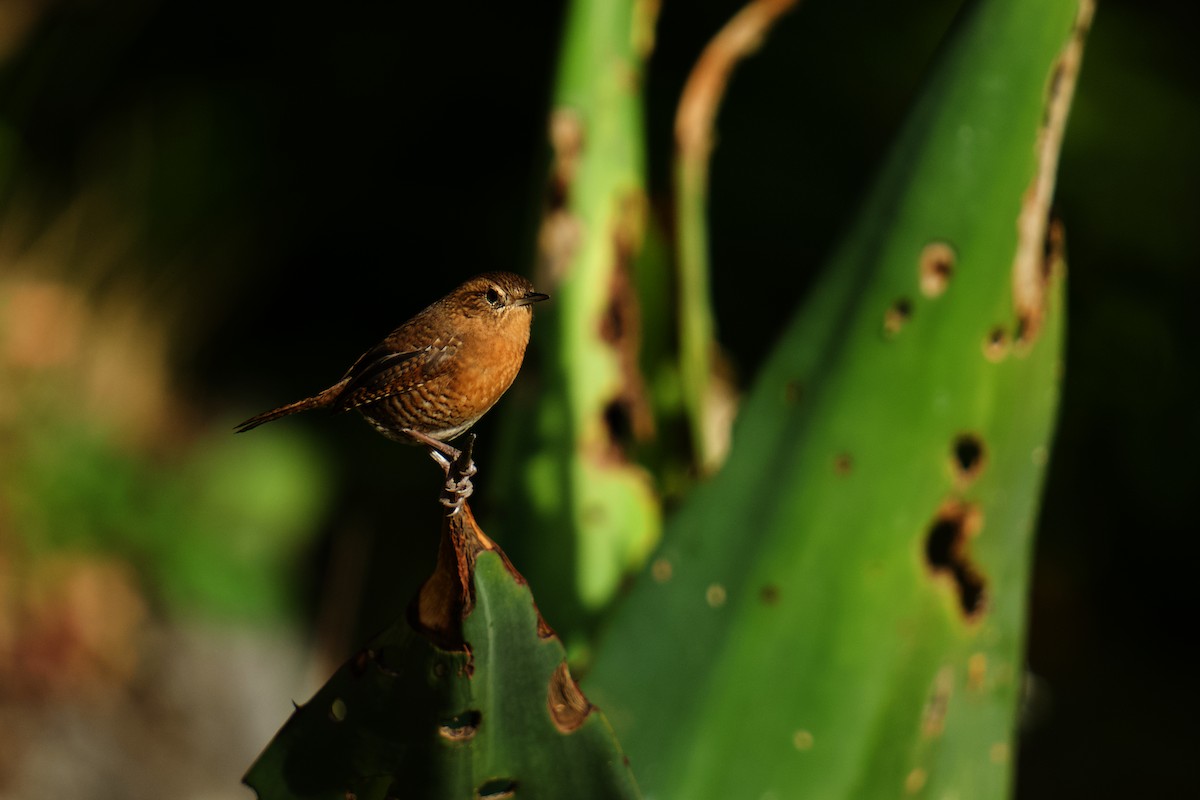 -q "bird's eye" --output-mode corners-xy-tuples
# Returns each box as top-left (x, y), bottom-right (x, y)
(484, 288), (503, 308)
